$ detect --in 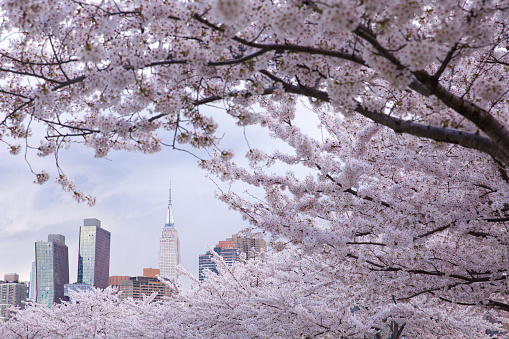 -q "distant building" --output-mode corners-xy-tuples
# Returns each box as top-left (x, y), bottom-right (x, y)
(35, 234), (69, 307)
(77, 218), (111, 289)
(118, 269), (170, 302)
(198, 232), (267, 282)
(0, 274), (27, 319)
(158, 189), (181, 281)
(143, 268), (160, 278)
(28, 262), (36, 300)
(229, 232), (267, 259)
(109, 276), (131, 290)
(199, 240), (240, 282)
(3, 274), (18, 283)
